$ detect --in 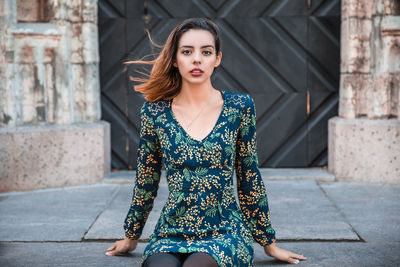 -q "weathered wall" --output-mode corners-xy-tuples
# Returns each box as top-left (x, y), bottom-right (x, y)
(0, 0), (110, 192)
(340, 0), (400, 119)
(0, 0), (100, 126)
(329, 0), (400, 184)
